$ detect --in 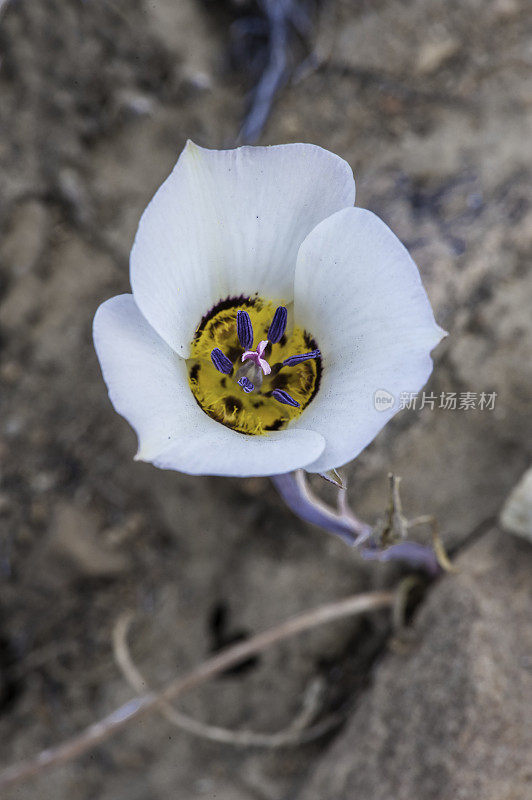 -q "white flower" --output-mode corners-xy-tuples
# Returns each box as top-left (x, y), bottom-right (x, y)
(93, 141), (445, 477)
